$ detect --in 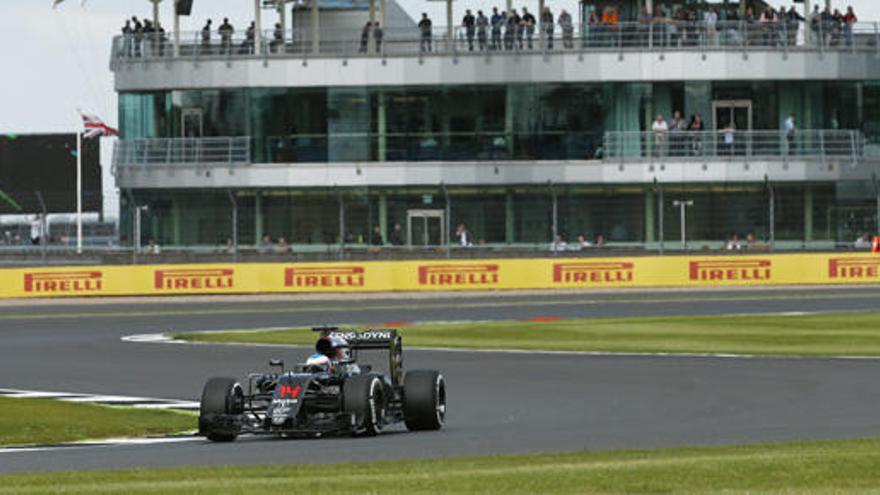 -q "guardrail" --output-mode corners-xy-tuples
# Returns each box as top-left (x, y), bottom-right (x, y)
(110, 20), (880, 63)
(114, 137), (251, 168)
(603, 130), (864, 163)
